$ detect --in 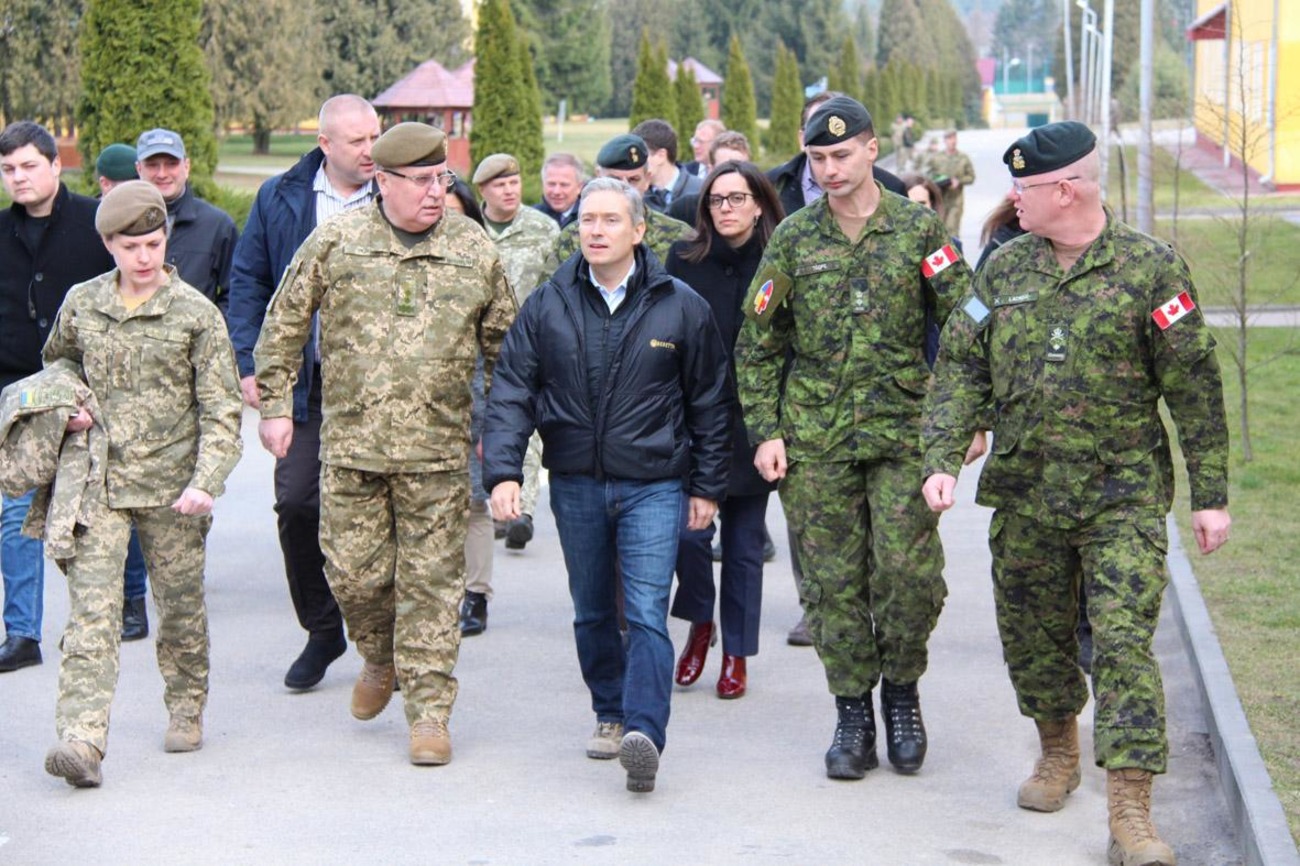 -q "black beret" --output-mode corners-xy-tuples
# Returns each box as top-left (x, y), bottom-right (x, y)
(597, 134), (649, 170)
(372, 122), (447, 169)
(95, 180), (167, 237)
(1003, 121), (1096, 177)
(804, 96), (873, 147)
